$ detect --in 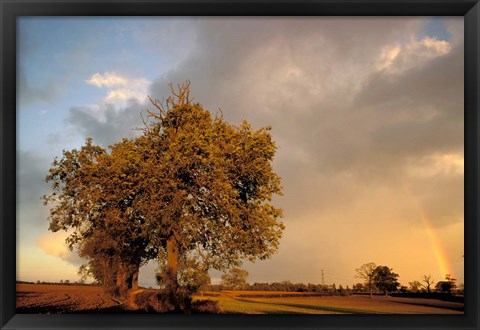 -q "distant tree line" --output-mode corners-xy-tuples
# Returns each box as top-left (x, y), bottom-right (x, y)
(207, 272), (462, 297)
(208, 264), (462, 297)
(354, 262), (463, 297)
(15, 280), (93, 286)
(209, 280), (350, 295)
